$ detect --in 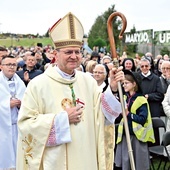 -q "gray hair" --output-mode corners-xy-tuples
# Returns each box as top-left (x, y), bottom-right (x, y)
(140, 58), (151, 65)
